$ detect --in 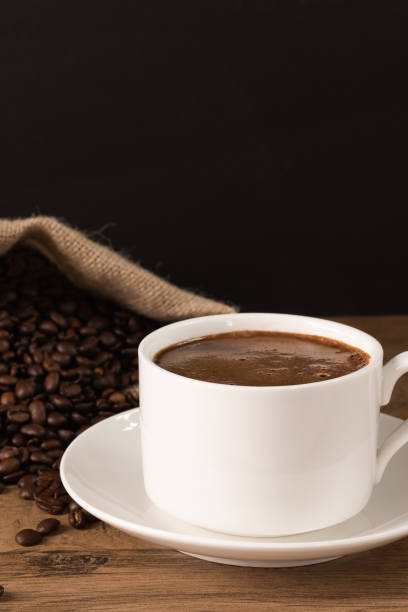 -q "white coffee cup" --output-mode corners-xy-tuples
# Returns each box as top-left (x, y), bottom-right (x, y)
(138, 313), (408, 536)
